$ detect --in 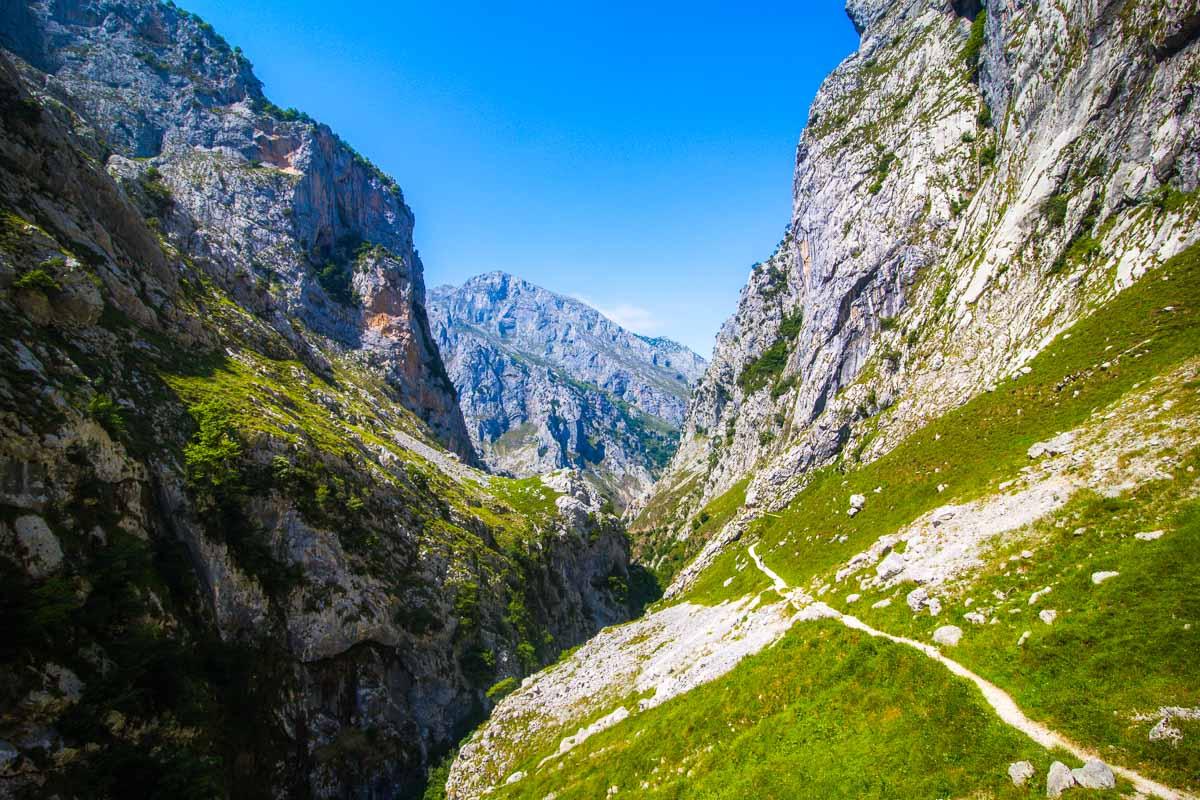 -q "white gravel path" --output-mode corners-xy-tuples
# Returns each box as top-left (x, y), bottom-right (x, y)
(749, 548), (1195, 800)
